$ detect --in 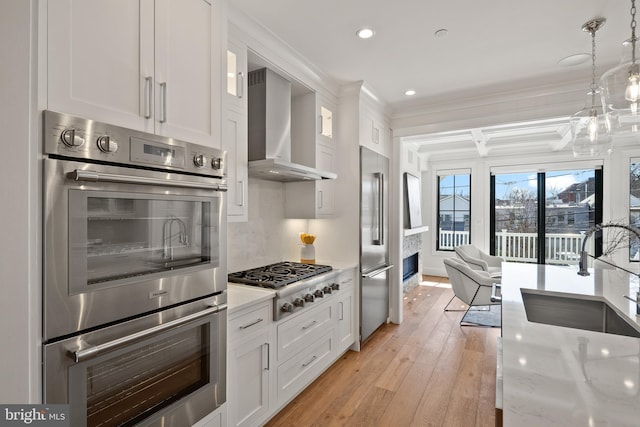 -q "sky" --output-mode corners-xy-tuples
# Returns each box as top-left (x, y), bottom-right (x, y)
(494, 169), (594, 200)
(438, 169), (595, 200)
